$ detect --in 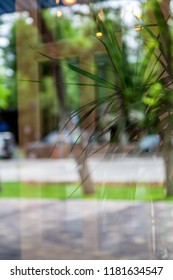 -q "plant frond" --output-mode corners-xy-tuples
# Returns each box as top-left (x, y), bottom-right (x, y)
(68, 63), (115, 90)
